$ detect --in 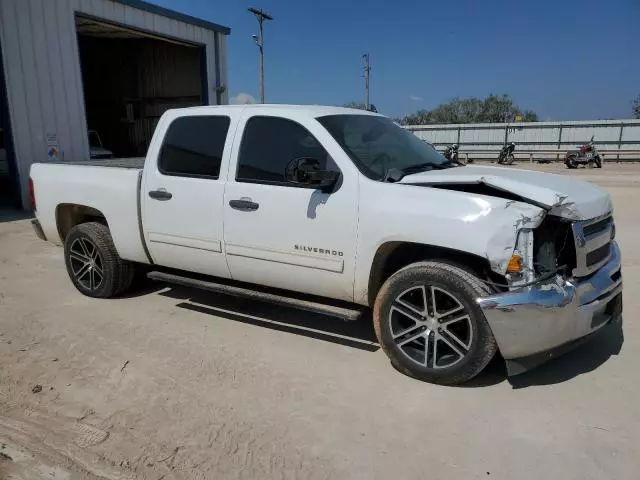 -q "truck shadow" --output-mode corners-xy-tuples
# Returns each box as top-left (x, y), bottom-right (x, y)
(127, 280), (623, 388)
(155, 284), (380, 352)
(508, 321), (624, 389)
